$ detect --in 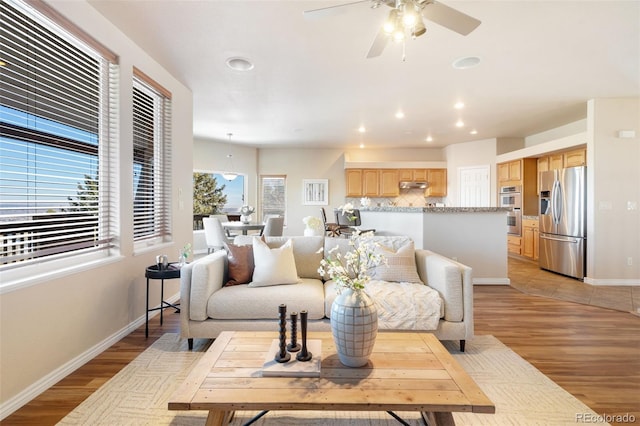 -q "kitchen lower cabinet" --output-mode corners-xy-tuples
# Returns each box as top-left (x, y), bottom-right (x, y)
(522, 219), (539, 260)
(507, 235), (522, 255)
